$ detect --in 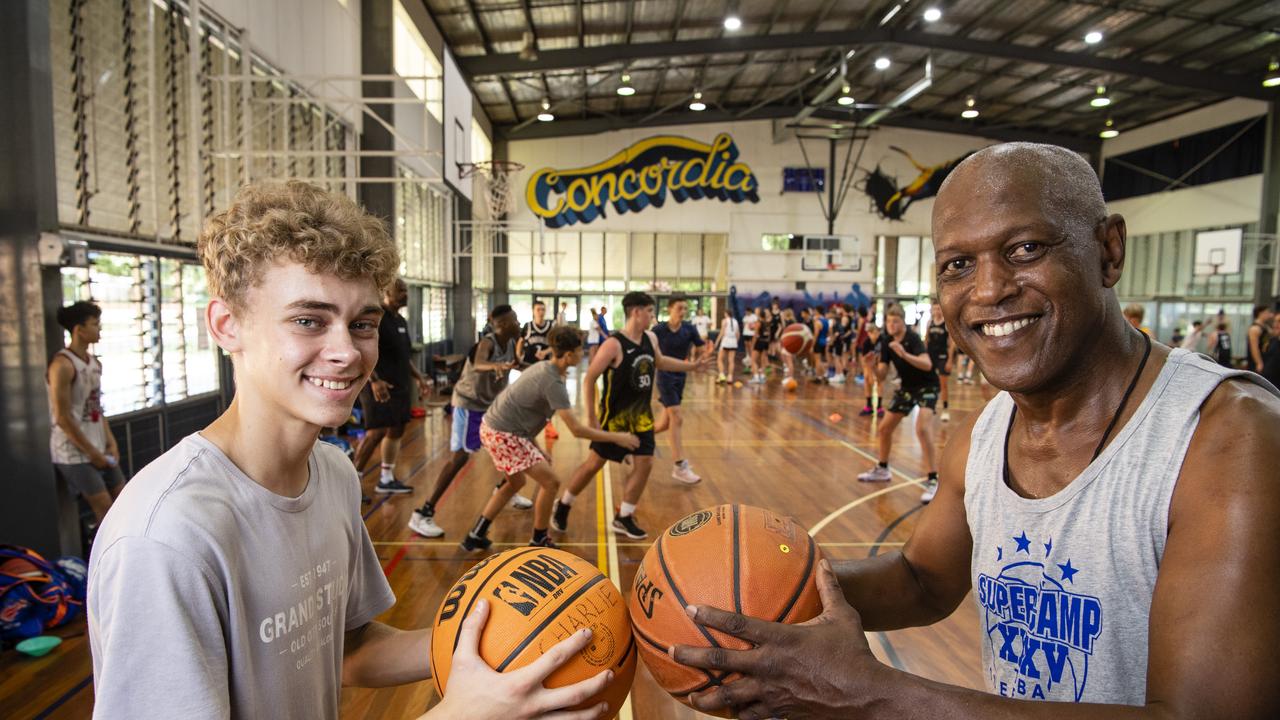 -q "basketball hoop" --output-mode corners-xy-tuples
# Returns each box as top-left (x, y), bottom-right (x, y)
(458, 160), (525, 218)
